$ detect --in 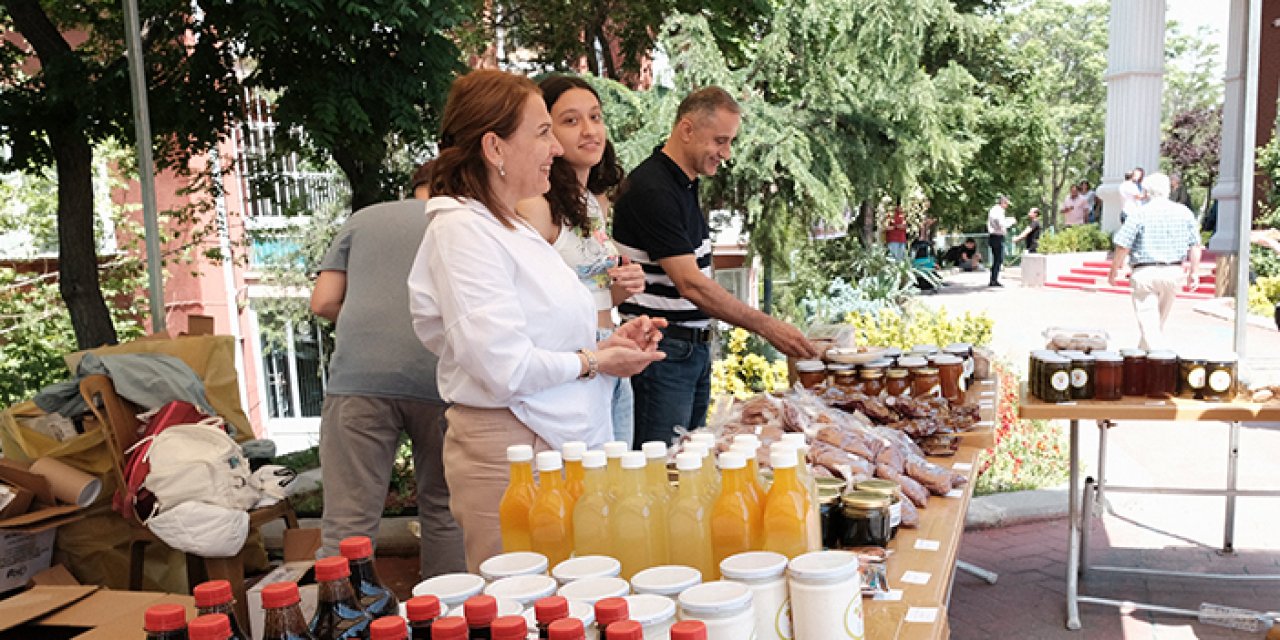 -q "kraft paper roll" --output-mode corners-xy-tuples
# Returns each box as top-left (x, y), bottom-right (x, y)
(29, 457), (102, 507)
